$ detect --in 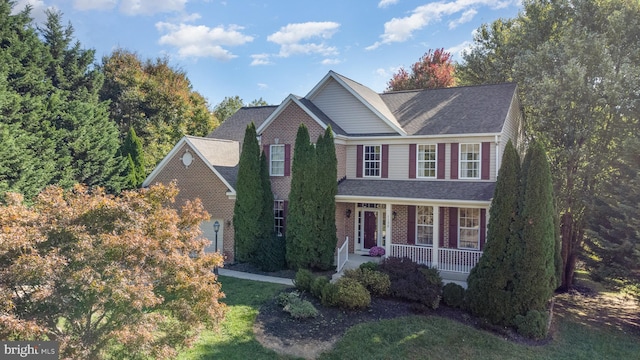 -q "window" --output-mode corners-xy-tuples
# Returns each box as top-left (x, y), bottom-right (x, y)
(460, 143), (480, 179)
(417, 145), (436, 178)
(416, 206), (434, 246)
(364, 145), (381, 177)
(459, 208), (480, 249)
(270, 144), (284, 176)
(274, 200), (285, 236)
